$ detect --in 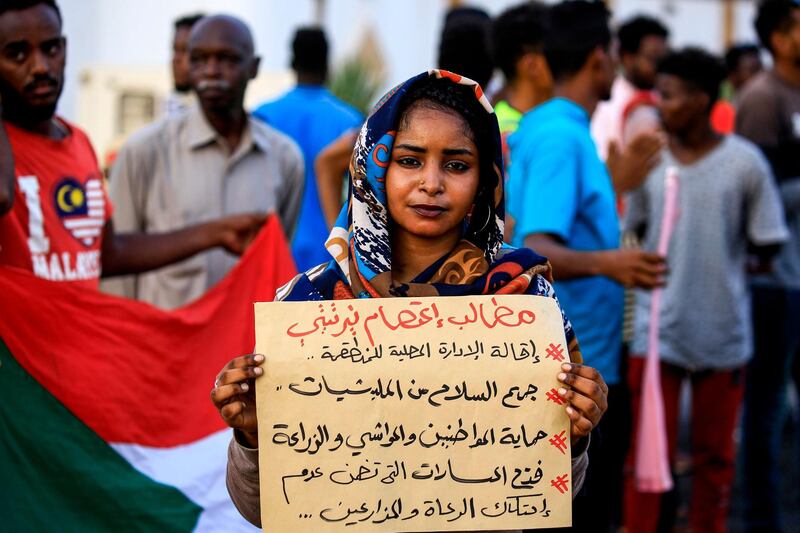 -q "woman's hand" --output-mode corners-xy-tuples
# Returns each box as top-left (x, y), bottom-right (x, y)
(211, 353), (264, 448)
(556, 363), (608, 445)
